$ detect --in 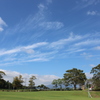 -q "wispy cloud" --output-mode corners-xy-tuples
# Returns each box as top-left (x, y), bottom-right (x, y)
(87, 11), (100, 16)
(80, 52), (93, 59)
(39, 22), (64, 30)
(49, 33), (82, 49)
(94, 46), (100, 50)
(0, 42), (48, 56)
(46, 0), (52, 5)
(1, 32), (100, 66)
(82, 0), (100, 7)
(74, 39), (100, 47)
(87, 11), (97, 15)
(0, 17), (7, 32)
(90, 64), (95, 67)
